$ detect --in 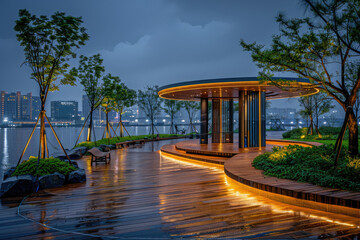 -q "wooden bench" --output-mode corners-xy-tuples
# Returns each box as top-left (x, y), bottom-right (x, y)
(88, 147), (111, 165)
